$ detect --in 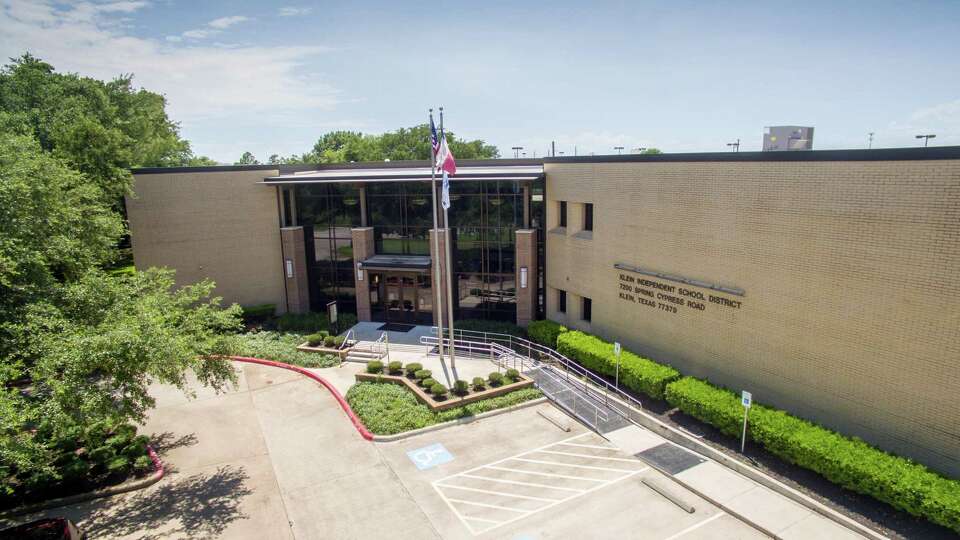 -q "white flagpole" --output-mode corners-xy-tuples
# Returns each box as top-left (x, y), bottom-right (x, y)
(440, 107), (457, 370)
(429, 109), (446, 362)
